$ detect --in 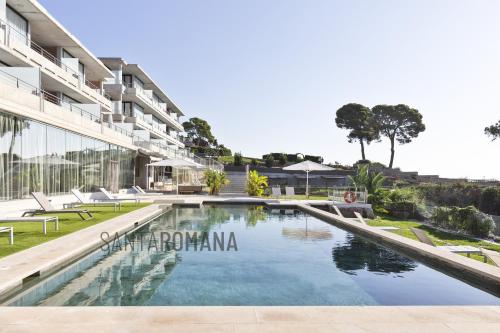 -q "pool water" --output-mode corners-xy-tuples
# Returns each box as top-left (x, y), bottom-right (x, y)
(6, 205), (500, 306)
